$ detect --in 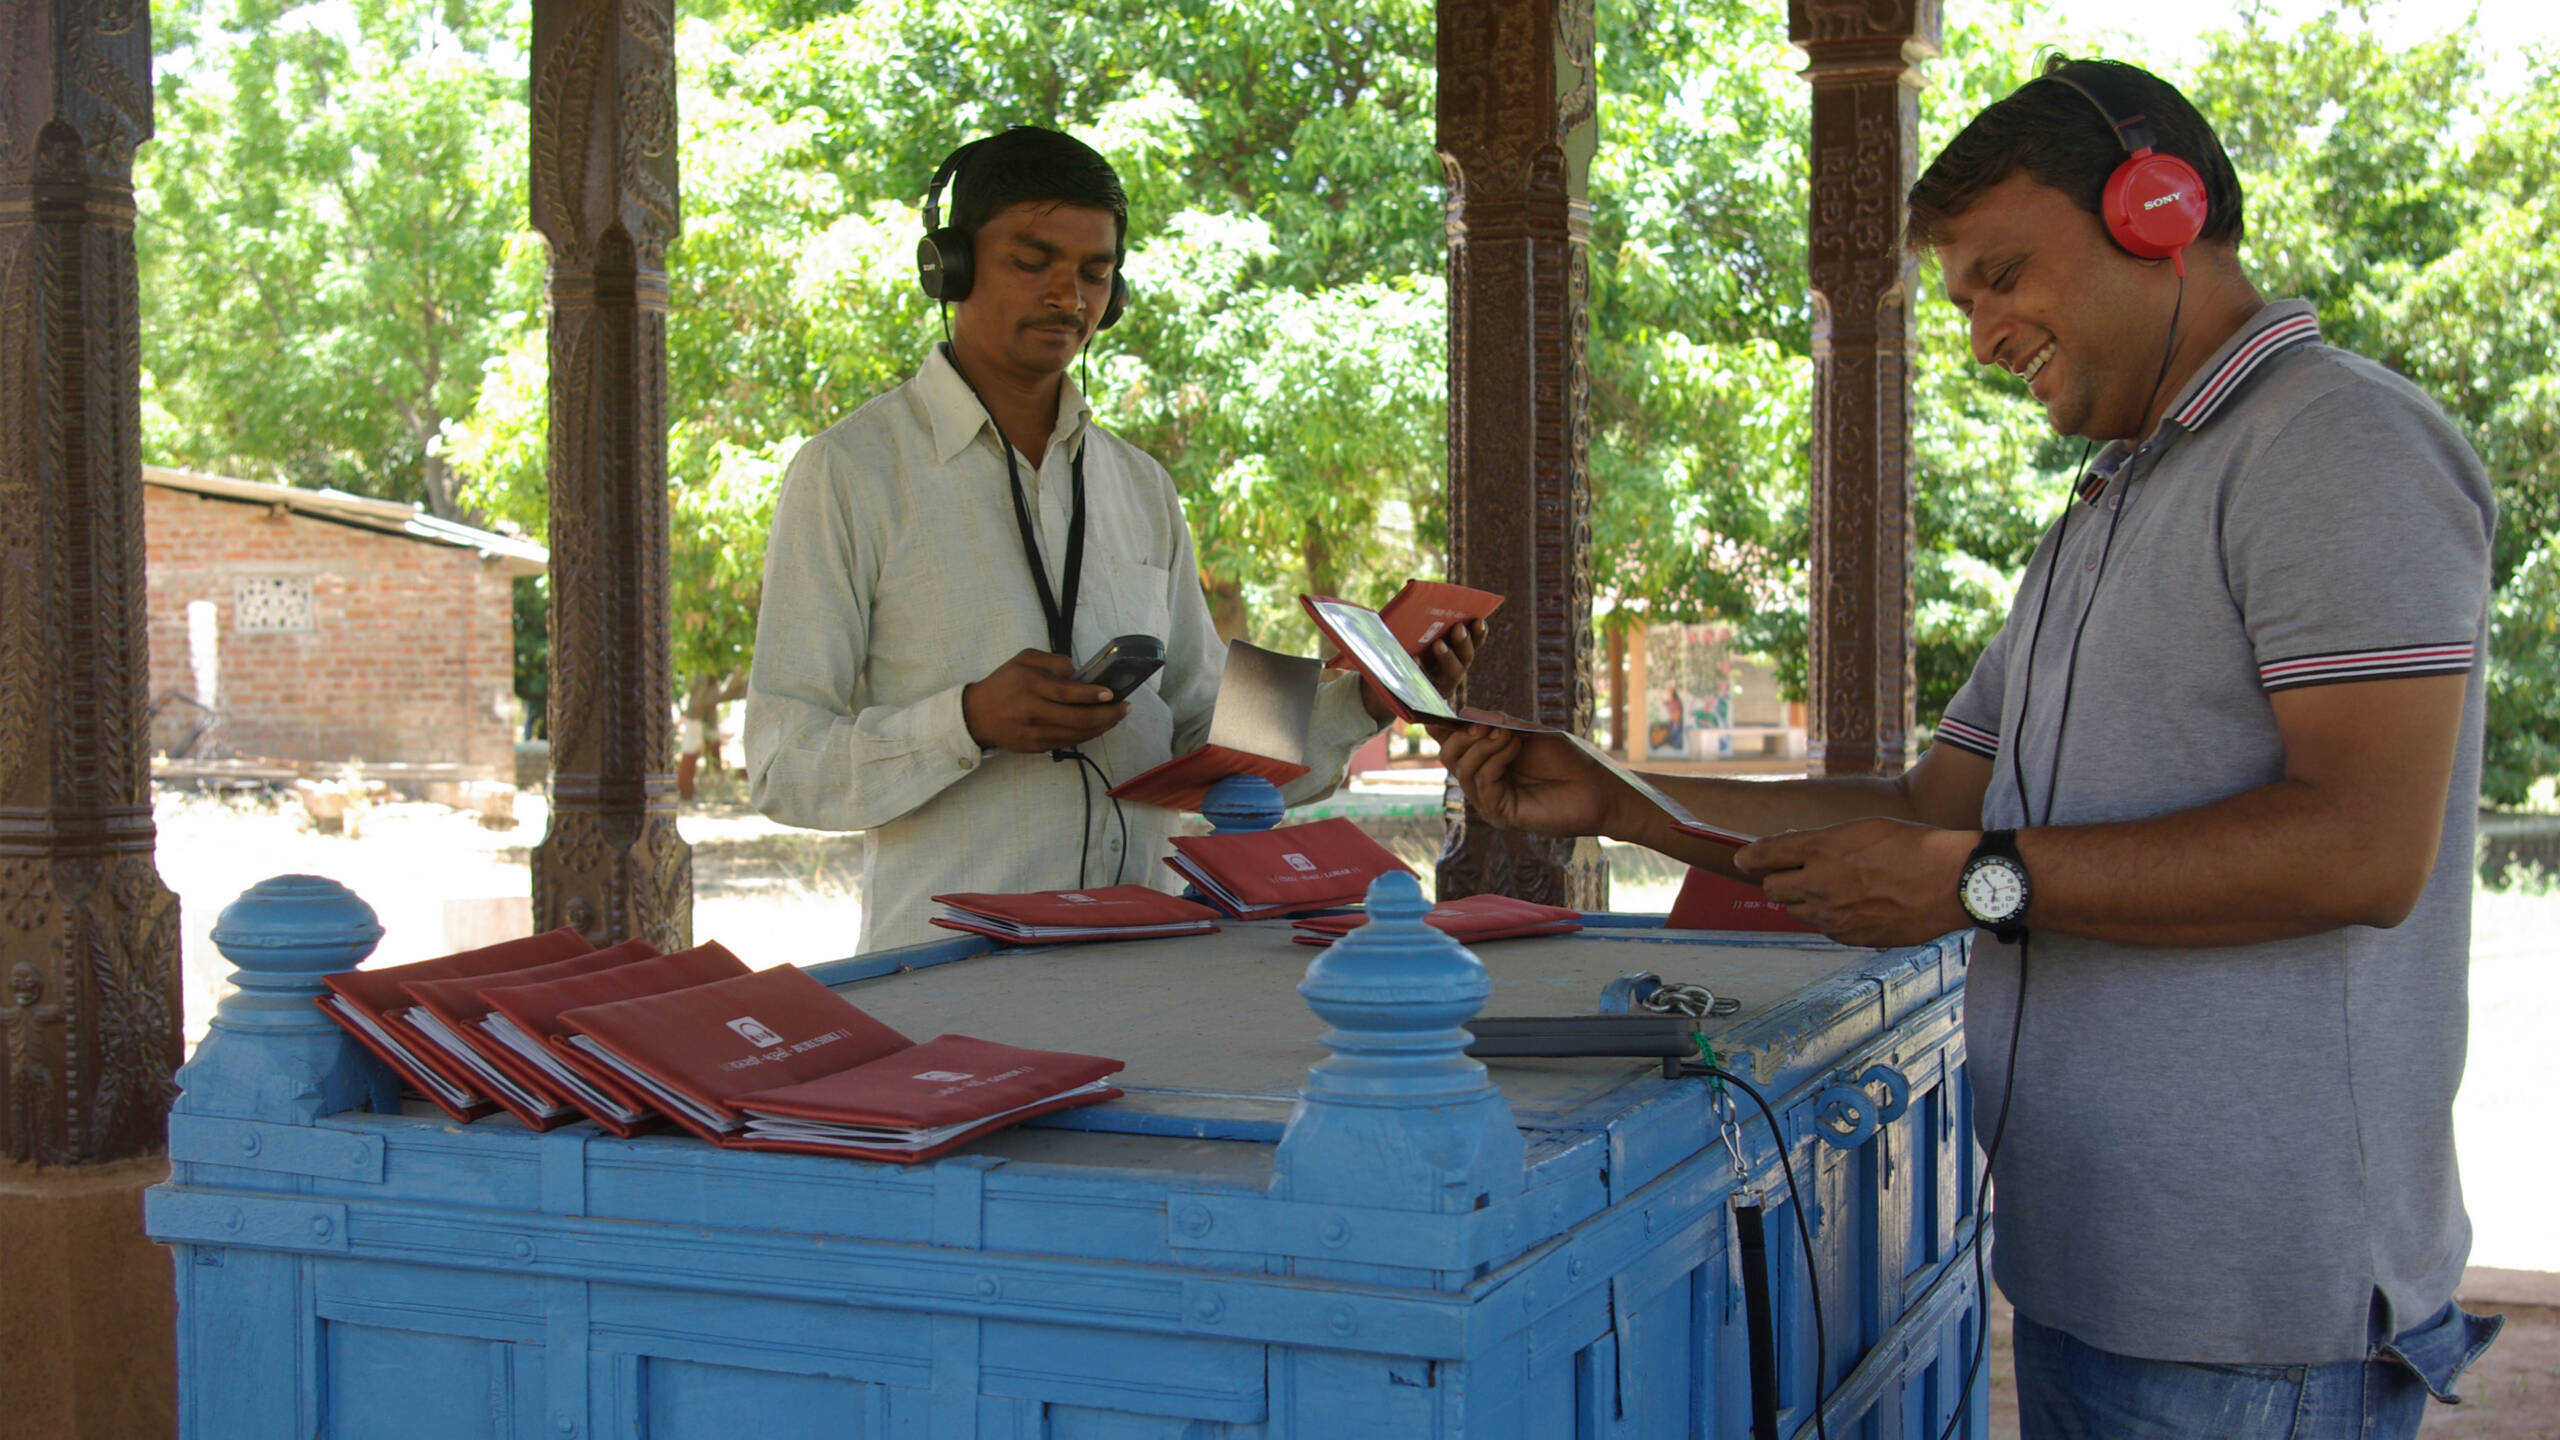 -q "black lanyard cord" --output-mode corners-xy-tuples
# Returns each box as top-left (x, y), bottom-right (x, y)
(944, 344), (1087, 656)
(1000, 437), (1086, 656)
